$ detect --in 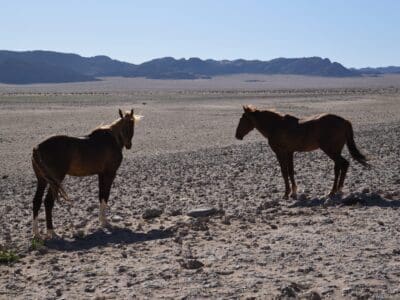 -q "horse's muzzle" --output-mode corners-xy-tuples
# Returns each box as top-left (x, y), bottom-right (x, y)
(235, 134), (243, 140)
(126, 143), (132, 149)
